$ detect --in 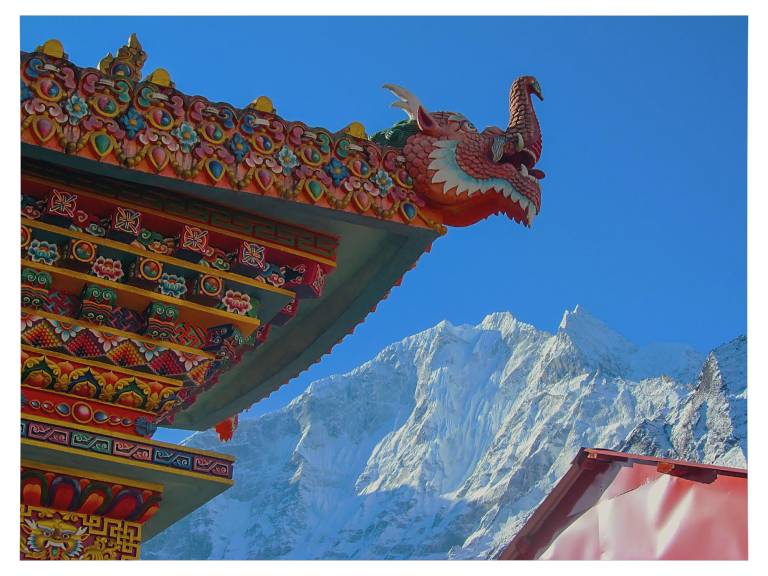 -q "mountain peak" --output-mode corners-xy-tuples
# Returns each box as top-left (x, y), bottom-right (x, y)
(481, 310), (519, 324)
(478, 311), (520, 331)
(558, 305), (633, 348)
(477, 311), (542, 343)
(558, 304), (595, 330)
(557, 305), (637, 374)
(556, 306), (705, 381)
